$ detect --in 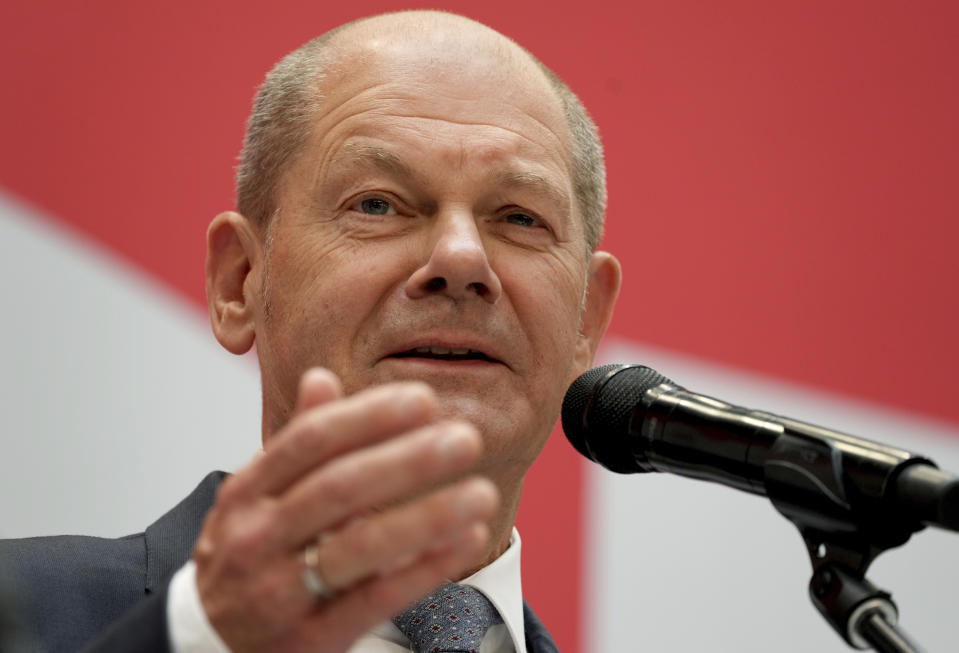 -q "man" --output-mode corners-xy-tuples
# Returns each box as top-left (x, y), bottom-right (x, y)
(0, 10), (620, 652)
